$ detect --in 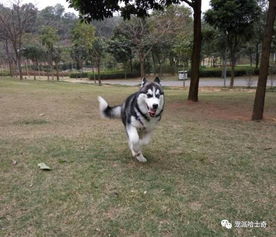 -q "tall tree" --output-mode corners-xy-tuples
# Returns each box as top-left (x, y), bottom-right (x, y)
(71, 45), (87, 70)
(41, 26), (59, 80)
(0, 2), (37, 80)
(252, 0), (276, 120)
(205, 0), (260, 88)
(114, 17), (152, 77)
(67, 0), (202, 101)
(152, 5), (193, 76)
(107, 33), (133, 78)
(185, 0), (201, 101)
(91, 38), (106, 86)
(71, 21), (96, 74)
(22, 45), (45, 80)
